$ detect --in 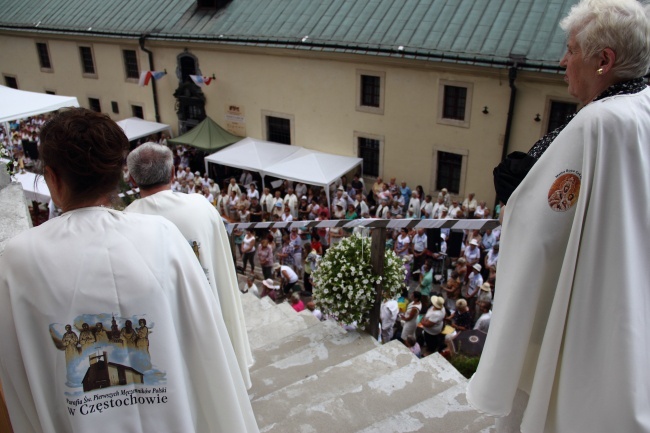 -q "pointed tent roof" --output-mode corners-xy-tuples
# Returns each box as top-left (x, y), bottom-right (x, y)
(116, 117), (171, 142)
(264, 148), (362, 187)
(204, 138), (301, 173)
(168, 116), (242, 151)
